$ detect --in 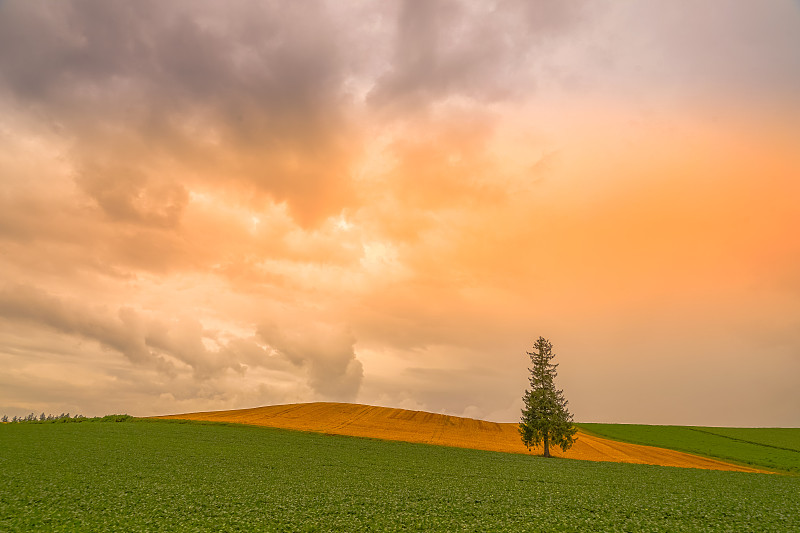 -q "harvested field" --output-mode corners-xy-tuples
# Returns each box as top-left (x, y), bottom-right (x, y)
(156, 402), (765, 473)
